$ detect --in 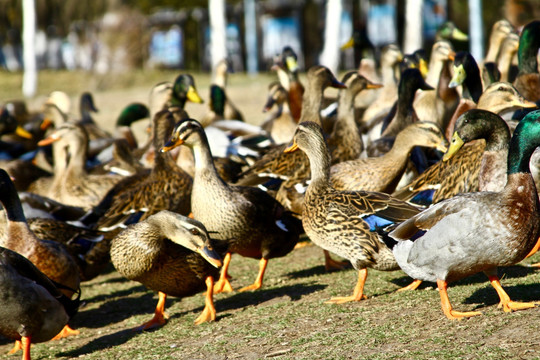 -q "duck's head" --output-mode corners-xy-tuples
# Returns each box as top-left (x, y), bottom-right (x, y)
(172, 74), (203, 105)
(477, 82), (536, 114)
(449, 51), (478, 88)
(517, 20), (540, 75)
(153, 211), (222, 268)
(160, 118), (203, 152)
(306, 66), (347, 91)
(209, 85), (226, 117)
(436, 21), (468, 41)
(115, 103), (150, 127)
(399, 122), (448, 153)
(79, 92), (98, 114)
(444, 109), (510, 161)
(507, 109), (540, 174)
(399, 68), (434, 95)
(430, 41), (455, 64)
(284, 121), (326, 156)
(37, 122), (88, 148)
(282, 46), (299, 73)
(263, 82), (287, 112)
(340, 71), (382, 97)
